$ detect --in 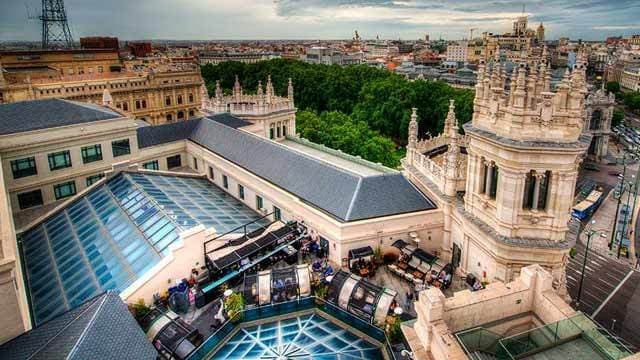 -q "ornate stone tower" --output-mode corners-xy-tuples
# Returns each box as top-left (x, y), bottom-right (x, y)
(462, 50), (589, 284)
(584, 85), (615, 162)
